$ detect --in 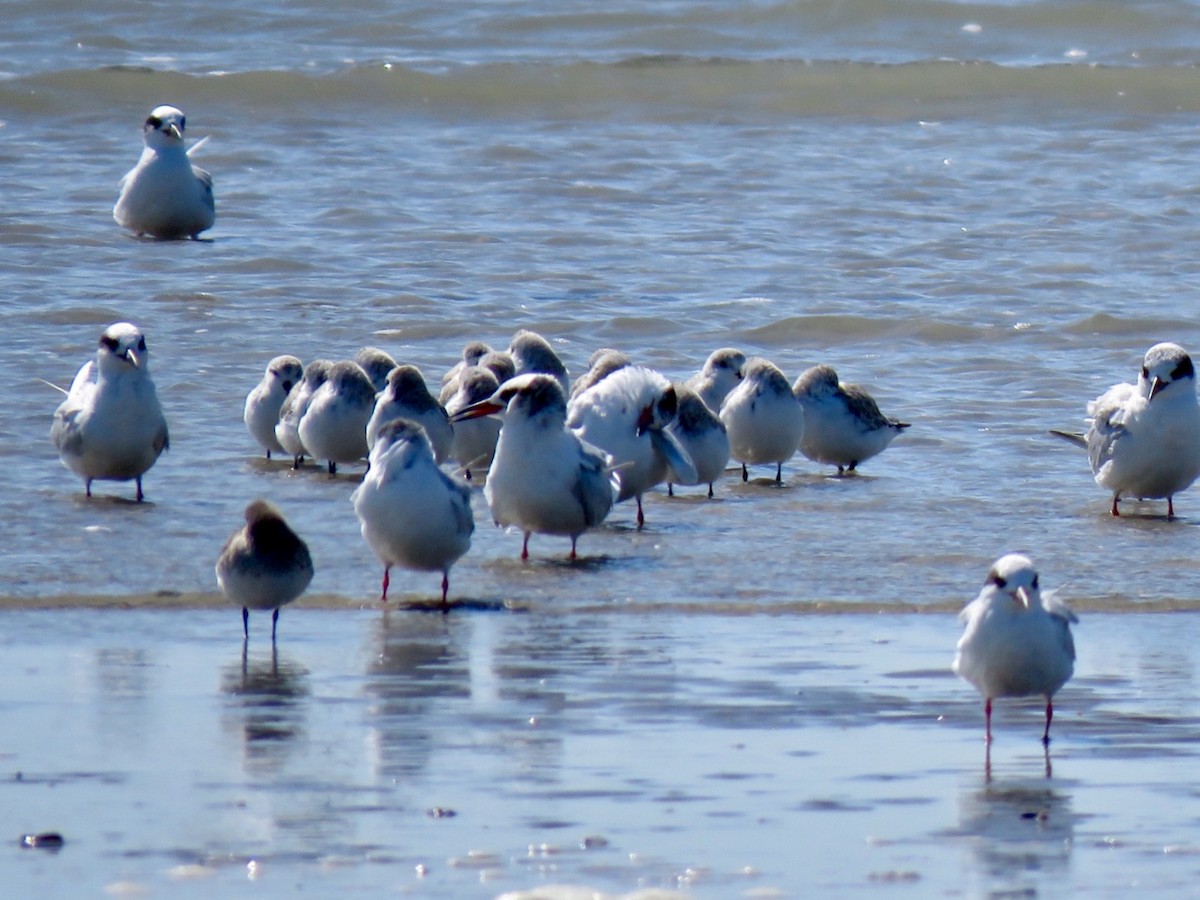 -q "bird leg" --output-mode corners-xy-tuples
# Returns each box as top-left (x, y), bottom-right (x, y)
(668, 483), (674, 497)
(242, 607), (249, 639)
(271, 608), (279, 642)
(1168, 496), (1176, 519)
(707, 482), (714, 499)
(1111, 495), (1120, 516)
(636, 496), (645, 530)
(441, 573), (450, 613)
(985, 697), (993, 744)
(136, 476), (145, 502)
(569, 536), (578, 561)
(774, 463), (783, 485)
(381, 566), (391, 602)
(327, 460), (337, 477)
(742, 463), (748, 482)
(1042, 699), (1053, 746)
(521, 532), (531, 561)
